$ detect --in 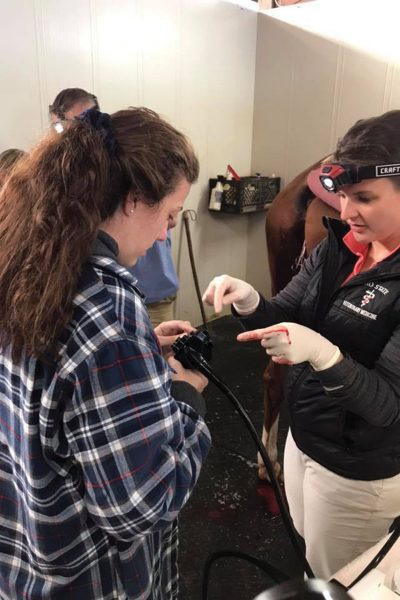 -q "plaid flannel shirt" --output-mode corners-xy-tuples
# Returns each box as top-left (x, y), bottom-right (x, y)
(0, 255), (211, 599)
